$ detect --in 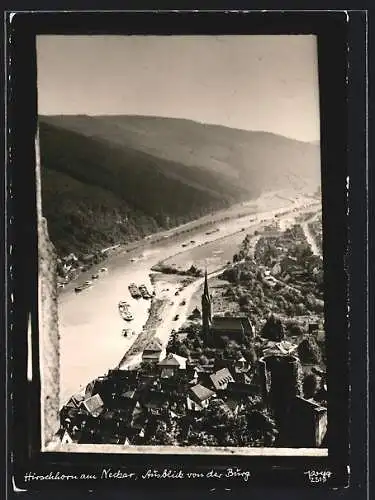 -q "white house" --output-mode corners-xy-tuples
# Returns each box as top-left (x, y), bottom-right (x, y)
(158, 353), (188, 377)
(186, 384), (216, 412)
